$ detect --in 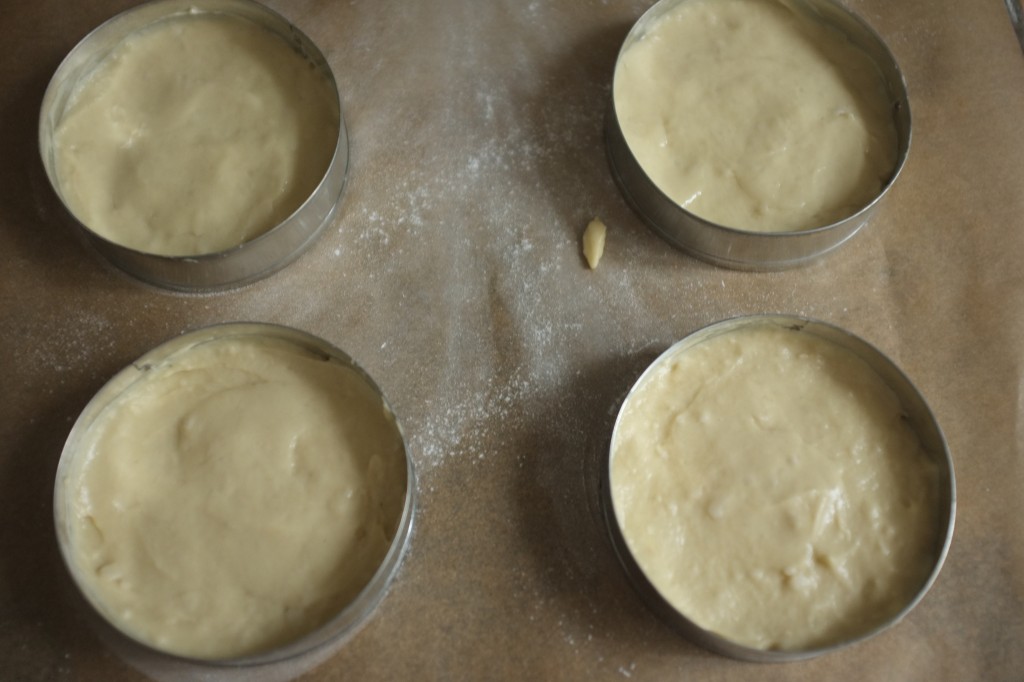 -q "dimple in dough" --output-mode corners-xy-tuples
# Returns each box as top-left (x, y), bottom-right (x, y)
(61, 335), (407, 660)
(614, 0), (898, 232)
(54, 13), (339, 256)
(610, 324), (940, 650)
